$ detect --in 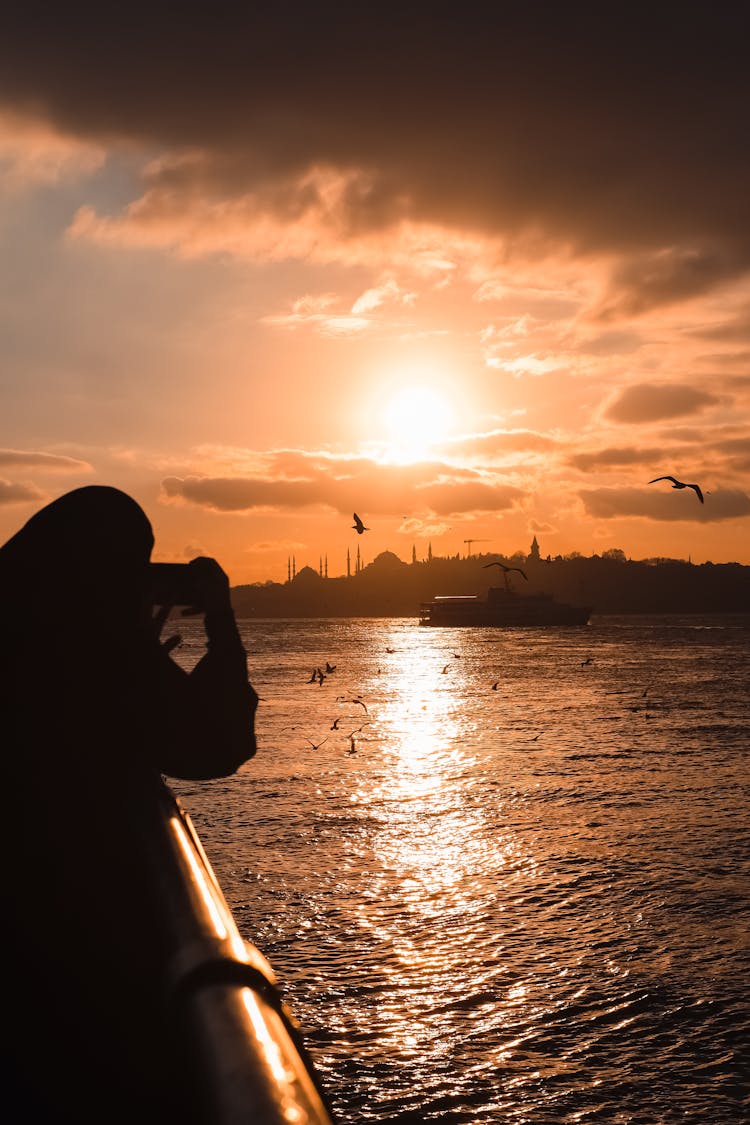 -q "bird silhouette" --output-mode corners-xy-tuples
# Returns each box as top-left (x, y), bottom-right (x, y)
(346, 726), (362, 754)
(580, 657), (593, 667)
(649, 476), (704, 503)
(305, 736), (328, 751)
(307, 669), (318, 683)
(483, 561), (528, 580)
(325, 662), (337, 674)
(491, 681), (499, 691)
(352, 513), (370, 533)
(330, 716), (343, 730)
(441, 664), (450, 674)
